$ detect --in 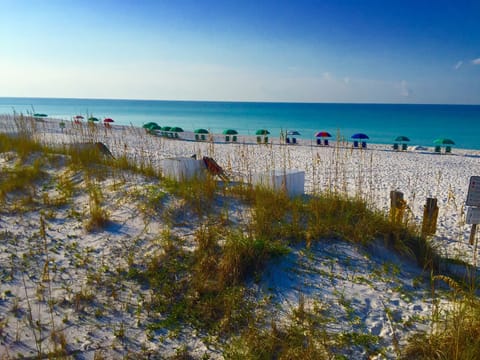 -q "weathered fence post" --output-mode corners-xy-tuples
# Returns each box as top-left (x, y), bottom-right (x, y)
(390, 190), (405, 223)
(470, 224), (478, 246)
(421, 197), (438, 236)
